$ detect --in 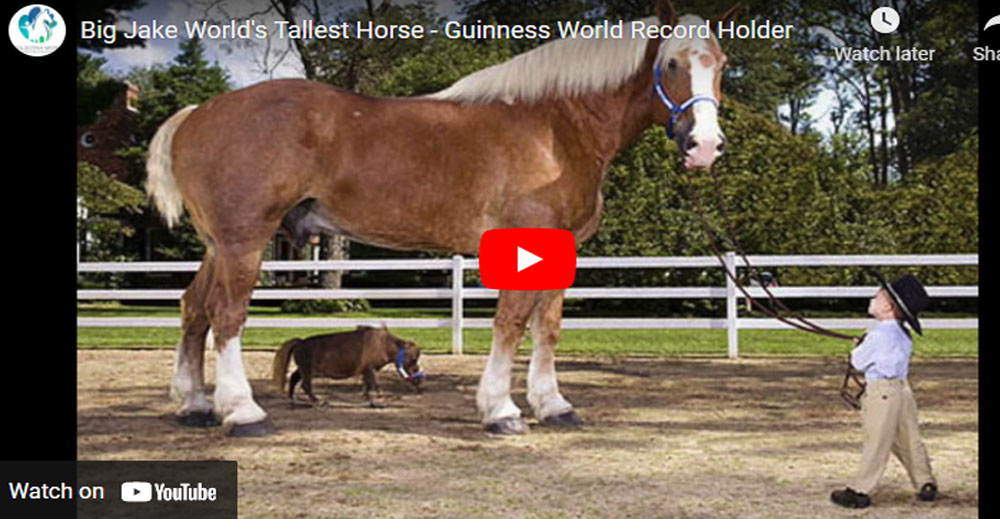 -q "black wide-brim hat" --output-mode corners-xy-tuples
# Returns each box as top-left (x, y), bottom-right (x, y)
(871, 270), (930, 335)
